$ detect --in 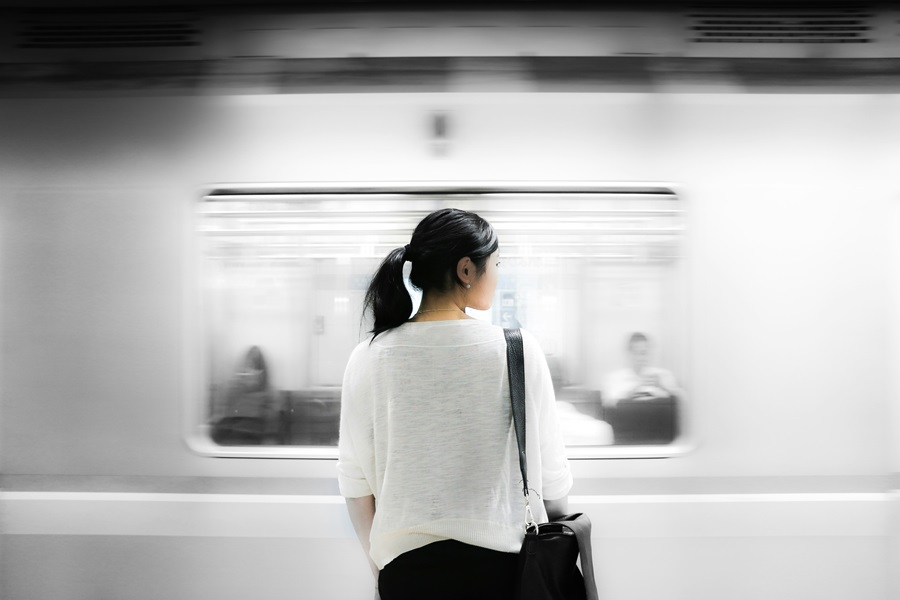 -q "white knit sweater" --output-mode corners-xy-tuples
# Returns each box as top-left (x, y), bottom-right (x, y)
(337, 319), (573, 569)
